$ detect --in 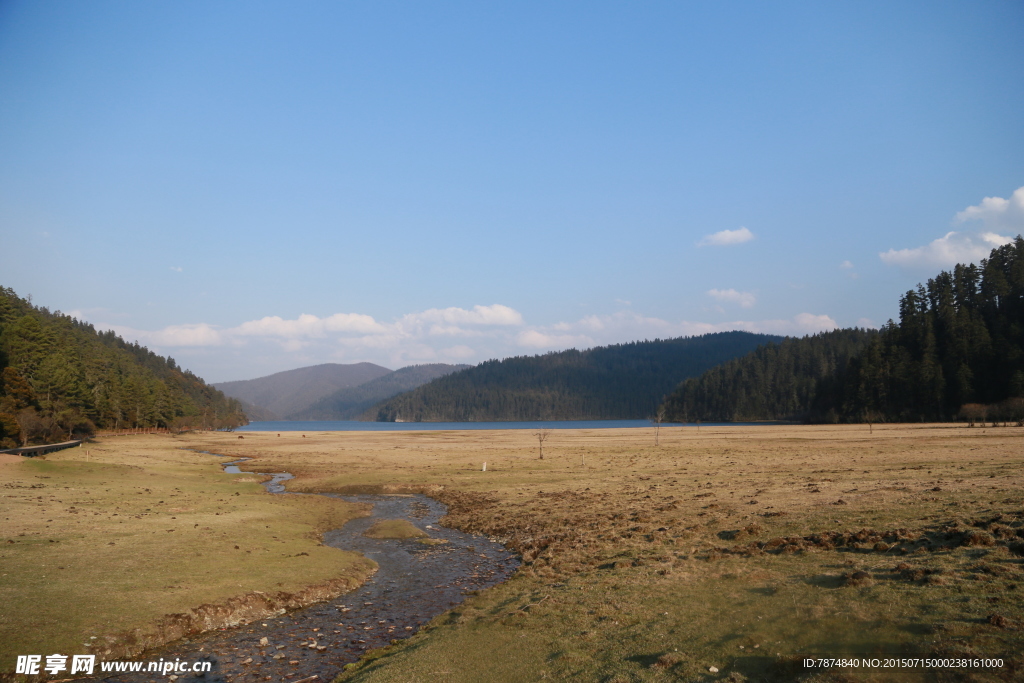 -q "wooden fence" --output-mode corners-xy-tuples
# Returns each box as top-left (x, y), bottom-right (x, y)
(93, 427), (172, 437)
